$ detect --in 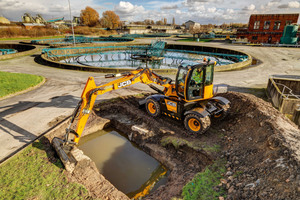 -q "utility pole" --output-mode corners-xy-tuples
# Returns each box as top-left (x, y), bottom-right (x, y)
(67, 0), (76, 46)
